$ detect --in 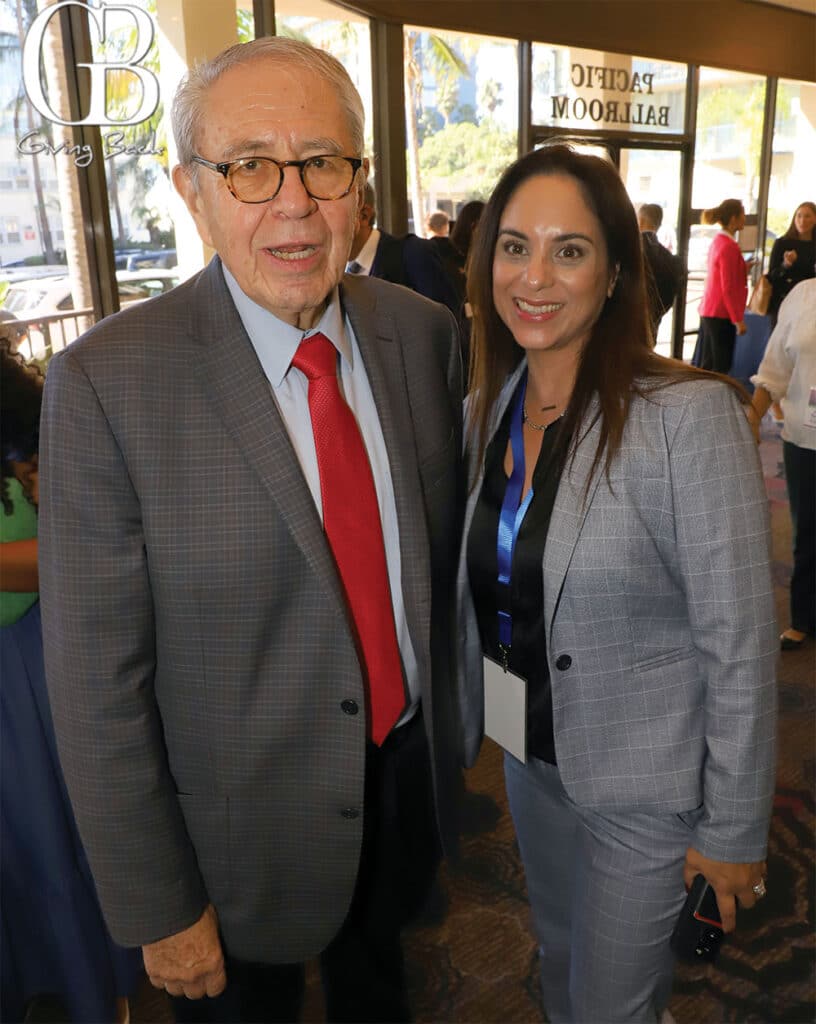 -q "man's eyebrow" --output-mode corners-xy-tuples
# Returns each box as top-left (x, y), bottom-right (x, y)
(219, 137), (344, 160)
